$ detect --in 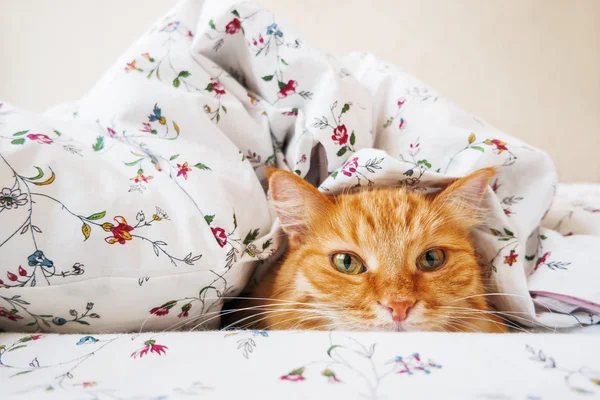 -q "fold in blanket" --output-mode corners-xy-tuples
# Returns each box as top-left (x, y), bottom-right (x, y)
(0, 0), (598, 332)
